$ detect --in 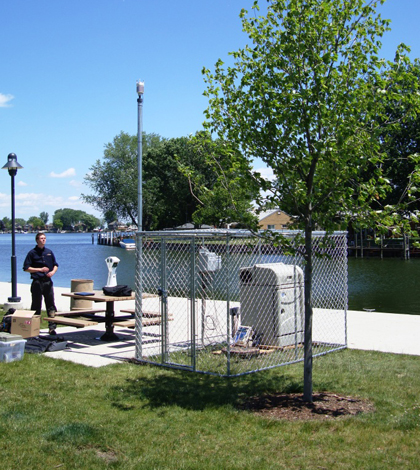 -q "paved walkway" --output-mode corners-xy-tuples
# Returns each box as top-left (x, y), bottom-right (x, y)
(347, 309), (420, 356)
(2, 282), (419, 367)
